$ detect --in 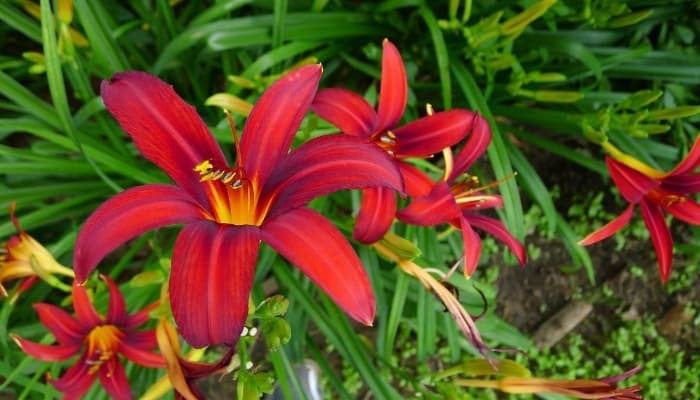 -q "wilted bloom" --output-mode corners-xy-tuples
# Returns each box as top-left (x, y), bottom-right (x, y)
(312, 39), (477, 243)
(74, 66), (403, 347)
(456, 366), (642, 399)
(373, 236), (492, 361)
(12, 275), (164, 399)
(580, 136), (700, 282)
(1, 203), (73, 300)
(397, 118), (527, 276)
(150, 318), (234, 400)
